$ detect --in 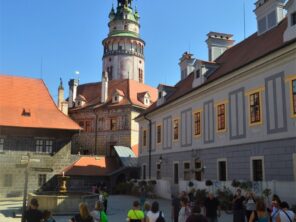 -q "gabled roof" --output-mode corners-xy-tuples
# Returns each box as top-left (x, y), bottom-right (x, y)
(140, 18), (295, 117)
(0, 75), (81, 131)
(69, 79), (158, 112)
